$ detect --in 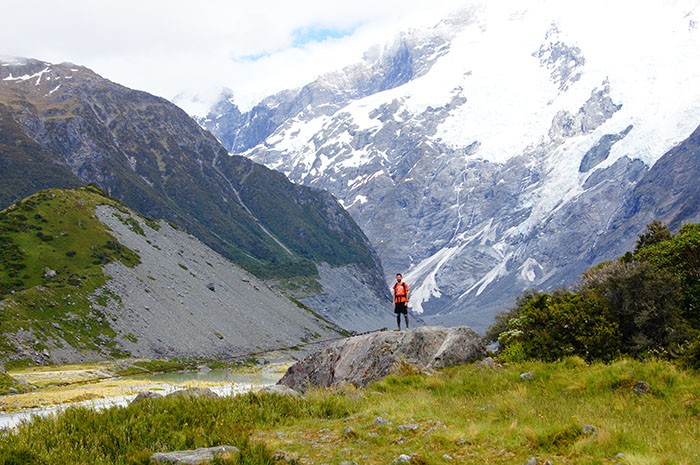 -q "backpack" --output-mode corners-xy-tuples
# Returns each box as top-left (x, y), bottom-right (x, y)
(393, 282), (408, 302)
